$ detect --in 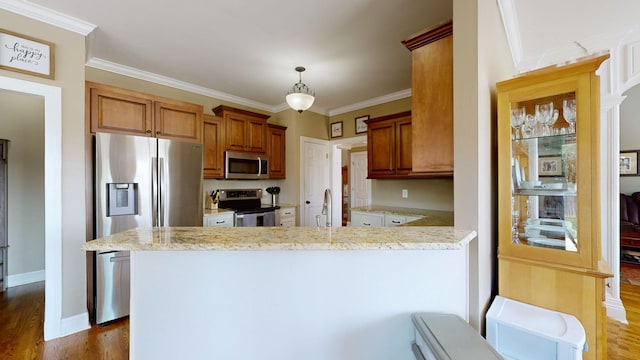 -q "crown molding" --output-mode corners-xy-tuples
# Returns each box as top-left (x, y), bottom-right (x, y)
(86, 57), (280, 113)
(327, 89), (412, 116)
(496, 0), (522, 69)
(0, 0), (96, 35)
